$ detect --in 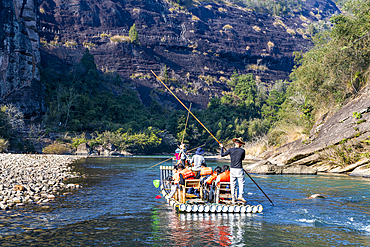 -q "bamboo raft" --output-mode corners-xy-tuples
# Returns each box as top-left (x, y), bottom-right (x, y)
(160, 165), (263, 214)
